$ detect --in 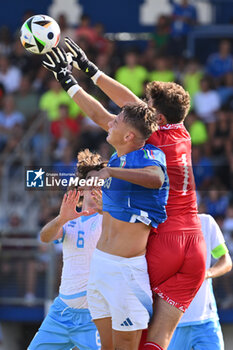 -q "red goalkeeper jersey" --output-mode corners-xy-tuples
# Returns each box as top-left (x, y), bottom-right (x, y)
(147, 122), (201, 232)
